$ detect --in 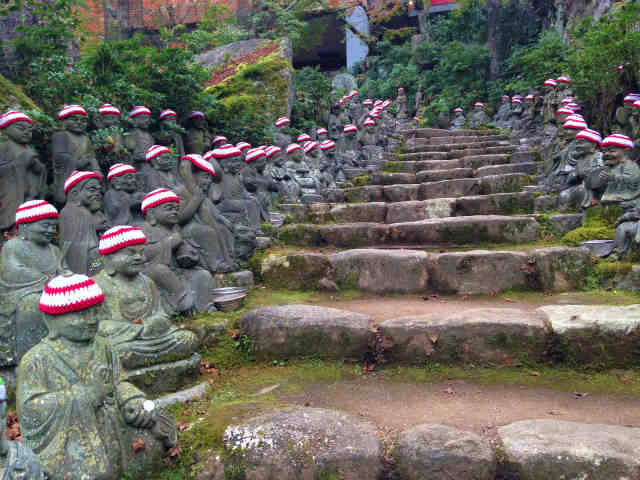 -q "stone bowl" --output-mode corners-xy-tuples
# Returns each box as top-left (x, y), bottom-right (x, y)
(580, 239), (614, 258)
(212, 287), (249, 312)
(301, 194), (323, 204)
